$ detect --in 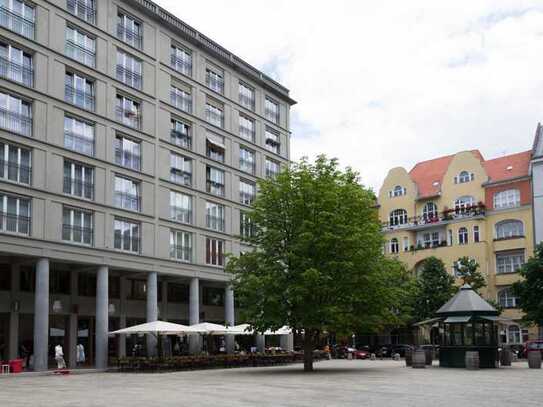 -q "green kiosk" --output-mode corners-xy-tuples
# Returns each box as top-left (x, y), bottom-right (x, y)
(436, 284), (499, 368)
